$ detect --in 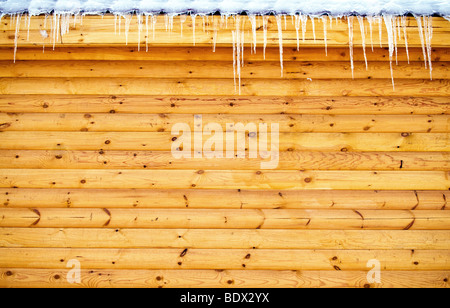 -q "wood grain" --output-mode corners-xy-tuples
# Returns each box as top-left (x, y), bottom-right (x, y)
(0, 78), (449, 96)
(0, 132), (447, 151)
(0, 169), (448, 190)
(0, 248), (448, 270)
(1, 150), (447, 170)
(0, 268), (448, 288)
(1, 189), (447, 210)
(1, 228), (449, 249)
(1, 208), (448, 229)
(0, 113), (447, 133)
(1, 95), (448, 115)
